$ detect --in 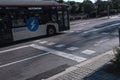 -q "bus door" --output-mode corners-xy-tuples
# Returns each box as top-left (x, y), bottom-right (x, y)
(57, 10), (69, 31)
(63, 10), (70, 30)
(0, 12), (13, 44)
(57, 11), (64, 31)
